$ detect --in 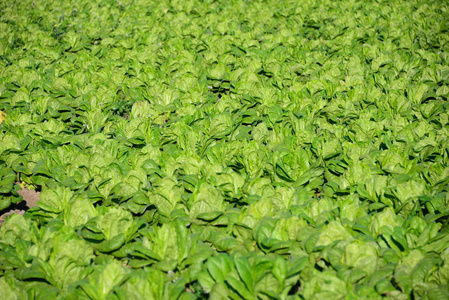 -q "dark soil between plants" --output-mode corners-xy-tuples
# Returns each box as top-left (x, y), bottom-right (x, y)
(0, 188), (40, 226)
